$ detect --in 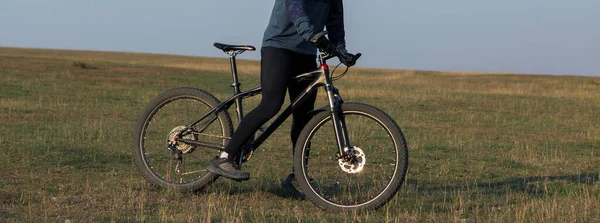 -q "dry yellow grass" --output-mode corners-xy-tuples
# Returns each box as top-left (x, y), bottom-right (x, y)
(0, 47), (599, 222)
